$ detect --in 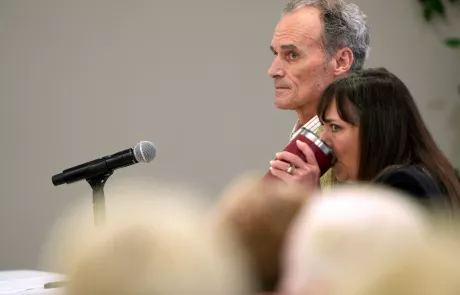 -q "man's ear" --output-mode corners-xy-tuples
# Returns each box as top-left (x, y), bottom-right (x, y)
(332, 47), (354, 76)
